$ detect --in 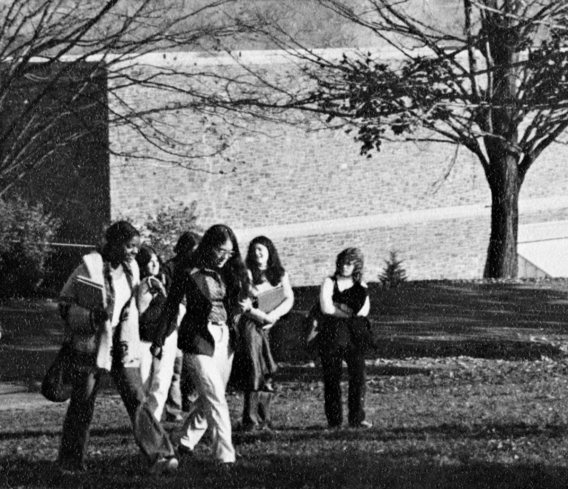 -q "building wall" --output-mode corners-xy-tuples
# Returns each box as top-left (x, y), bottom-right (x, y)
(108, 52), (568, 285)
